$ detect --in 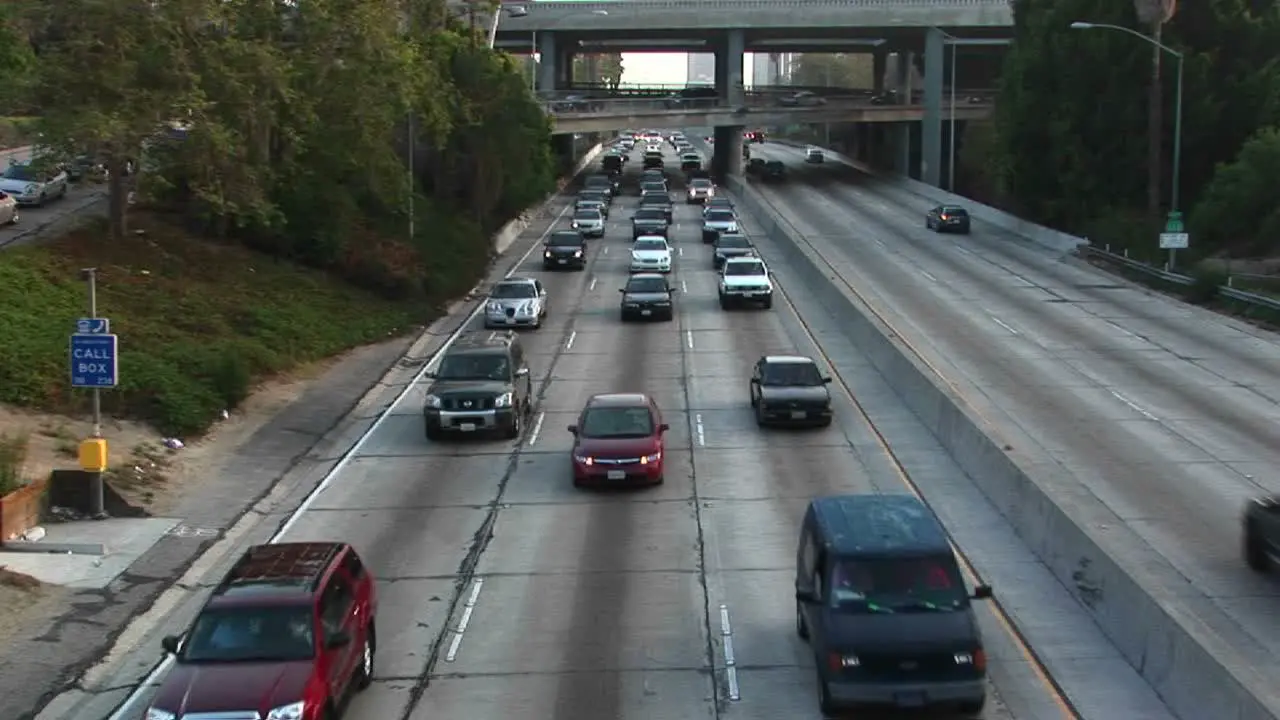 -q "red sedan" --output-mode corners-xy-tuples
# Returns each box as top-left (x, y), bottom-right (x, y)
(568, 393), (669, 487)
